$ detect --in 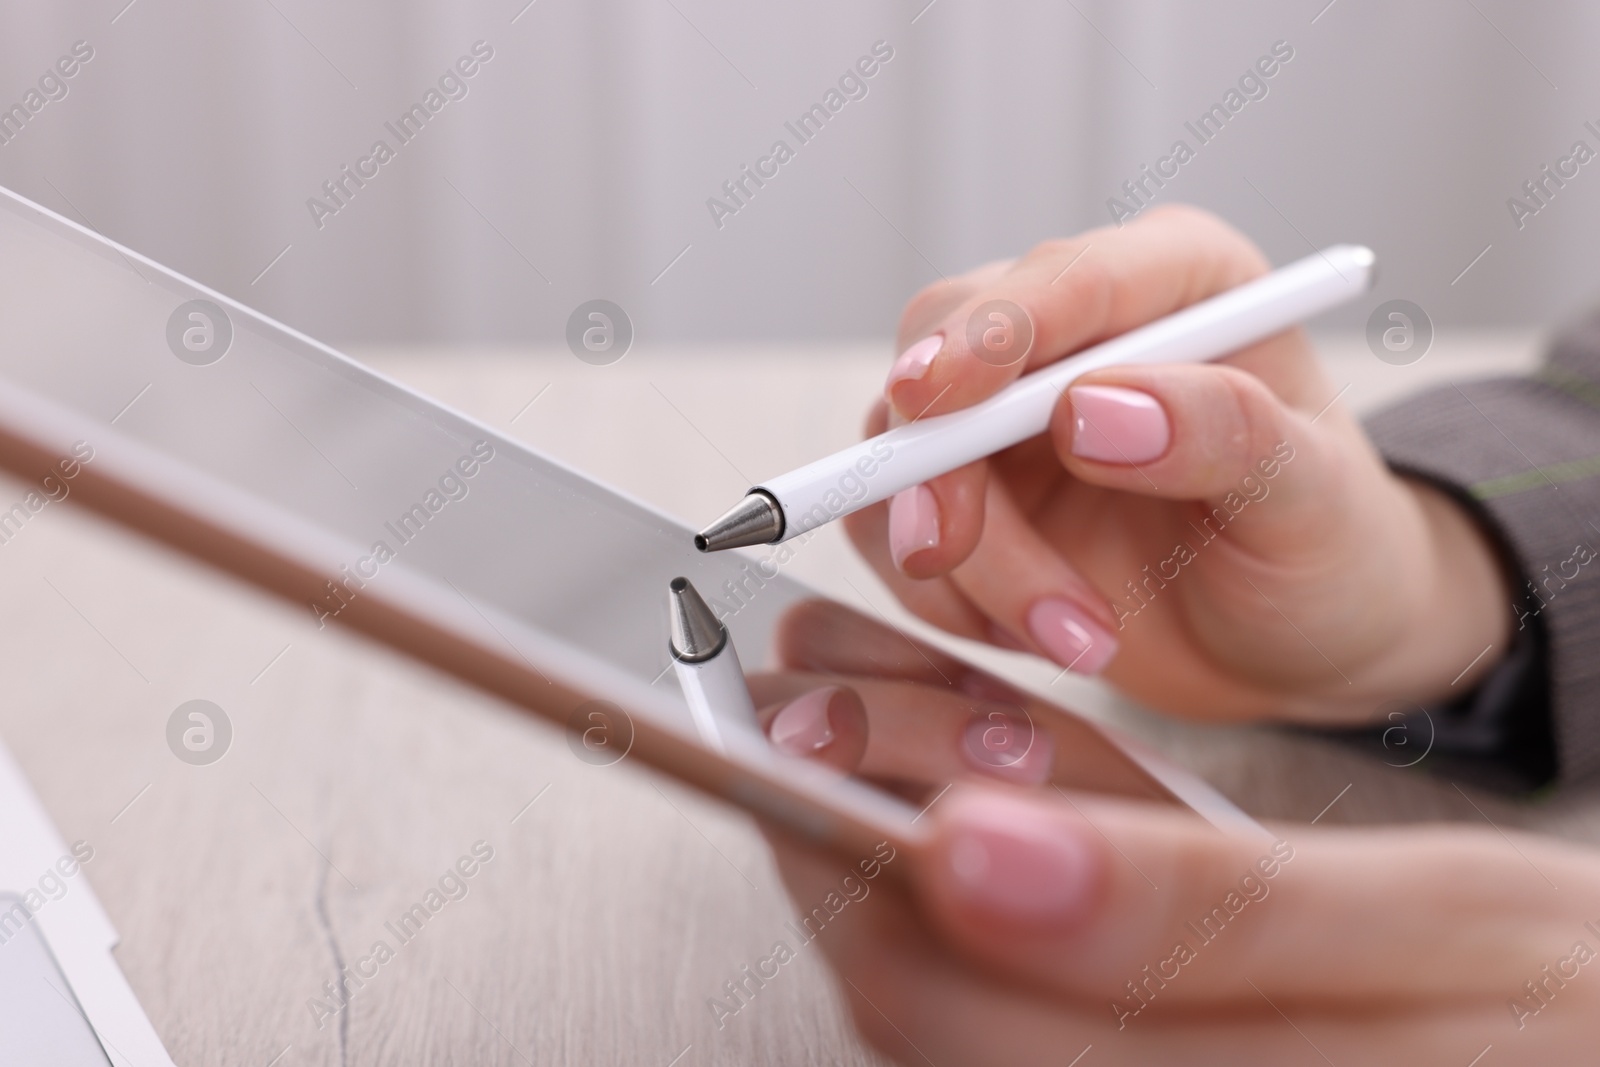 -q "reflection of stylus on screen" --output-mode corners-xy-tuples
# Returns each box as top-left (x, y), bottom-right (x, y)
(669, 577), (760, 755)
